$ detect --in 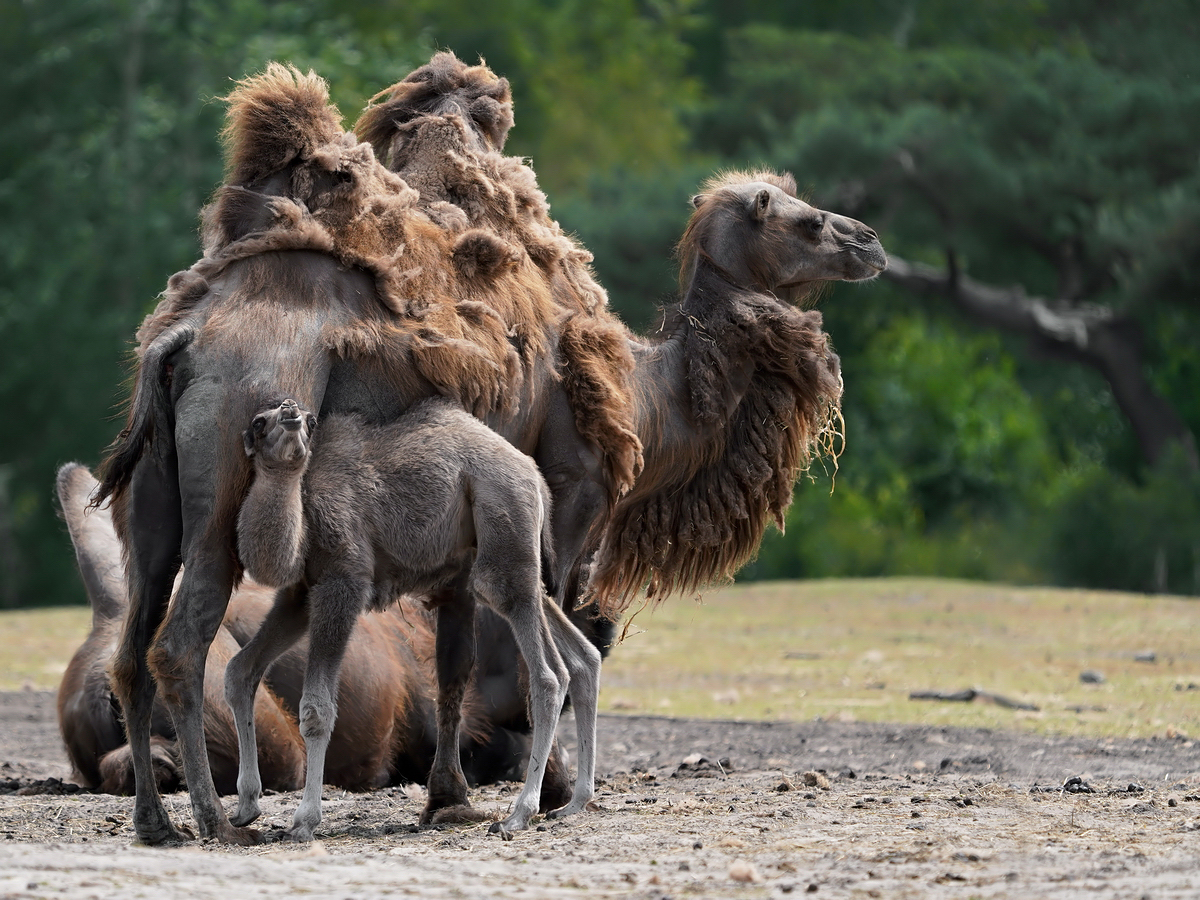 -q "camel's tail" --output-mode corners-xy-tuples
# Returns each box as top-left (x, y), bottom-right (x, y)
(56, 463), (126, 626)
(539, 484), (558, 601)
(95, 320), (195, 508)
(355, 51), (513, 161)
(221, 62), (345, 189)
